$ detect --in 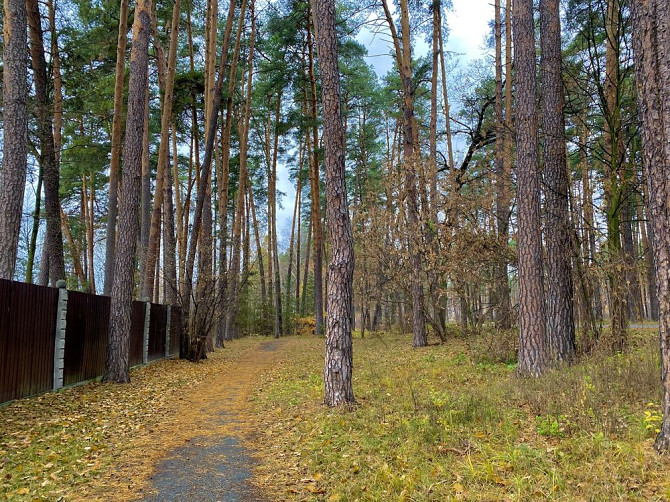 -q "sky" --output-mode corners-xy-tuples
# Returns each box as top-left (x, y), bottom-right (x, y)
(275, 0), (492, 242)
